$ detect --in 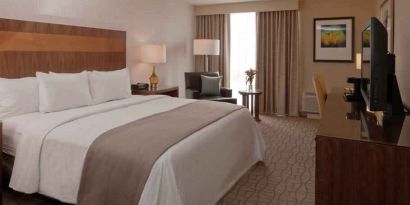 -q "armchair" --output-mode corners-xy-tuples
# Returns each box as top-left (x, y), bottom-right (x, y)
(185, 72), (237, 104)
